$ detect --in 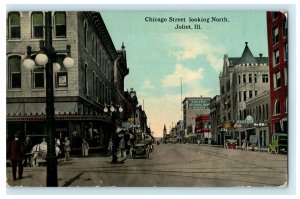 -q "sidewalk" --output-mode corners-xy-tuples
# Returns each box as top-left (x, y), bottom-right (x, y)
(6, 151), (114, 188)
